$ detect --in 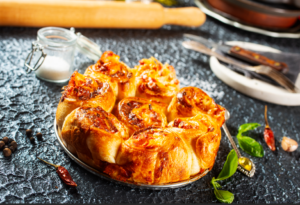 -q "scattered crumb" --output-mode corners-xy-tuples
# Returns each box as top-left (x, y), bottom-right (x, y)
(55, 186), (58, 189)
